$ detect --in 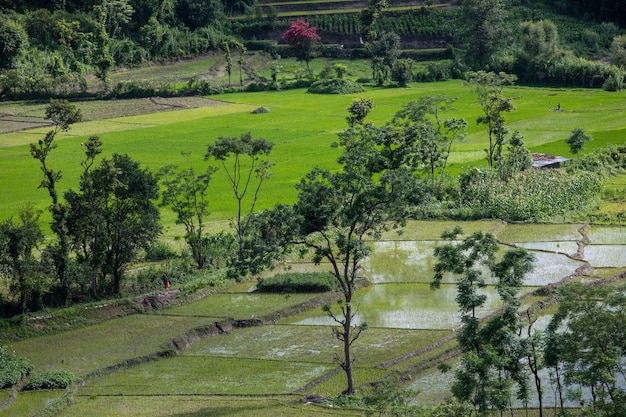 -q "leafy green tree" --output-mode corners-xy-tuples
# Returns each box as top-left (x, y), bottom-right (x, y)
(545, 283), (626, 417)
(346, 97), (374, 127)
(359, 0), (388, 42)
(522, 308), (546, 417)
(222, 40), (233, 86)
(0, 205), (47, 314)
(175, 0), (224, 30)
(234, 40), (246, 86)
(391, 58), (413, 87)
(0, 15), (29, 70)
(0, 68), (22, 97)
(516, 20), (569, 83)
(459, 0), (509, 69)
(102, 0), (134, 37)
(159, 155), (216, 269)
(371, 57), (388, 86)
(497, 130), (532, 181)
(0, 345), (32, 388)
(92, 5), (115, 91)
(30, 99), (82, 305)
(67, 154), (161, 295)
(103, 154), (161, 295)
(392, 95), (467, 184)
(466, 71), (517, 168)
(369, 31), (400, 85)
(432, 227), (534, 415)
(222, 0), (256, 15)
(261, 103), (420, 395)
(64, 135), (103, 298)
(610, 34), (626, 68)
(205, 132), (274, 275)
(565, 127), (592, 154)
